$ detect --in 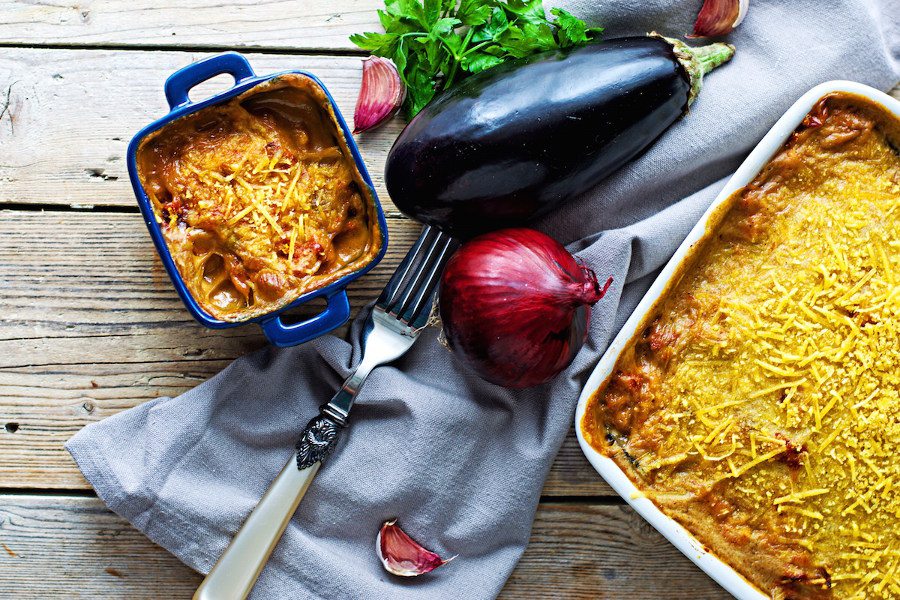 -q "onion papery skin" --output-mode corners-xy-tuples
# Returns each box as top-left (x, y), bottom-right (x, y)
(440, 228), (609, 389)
